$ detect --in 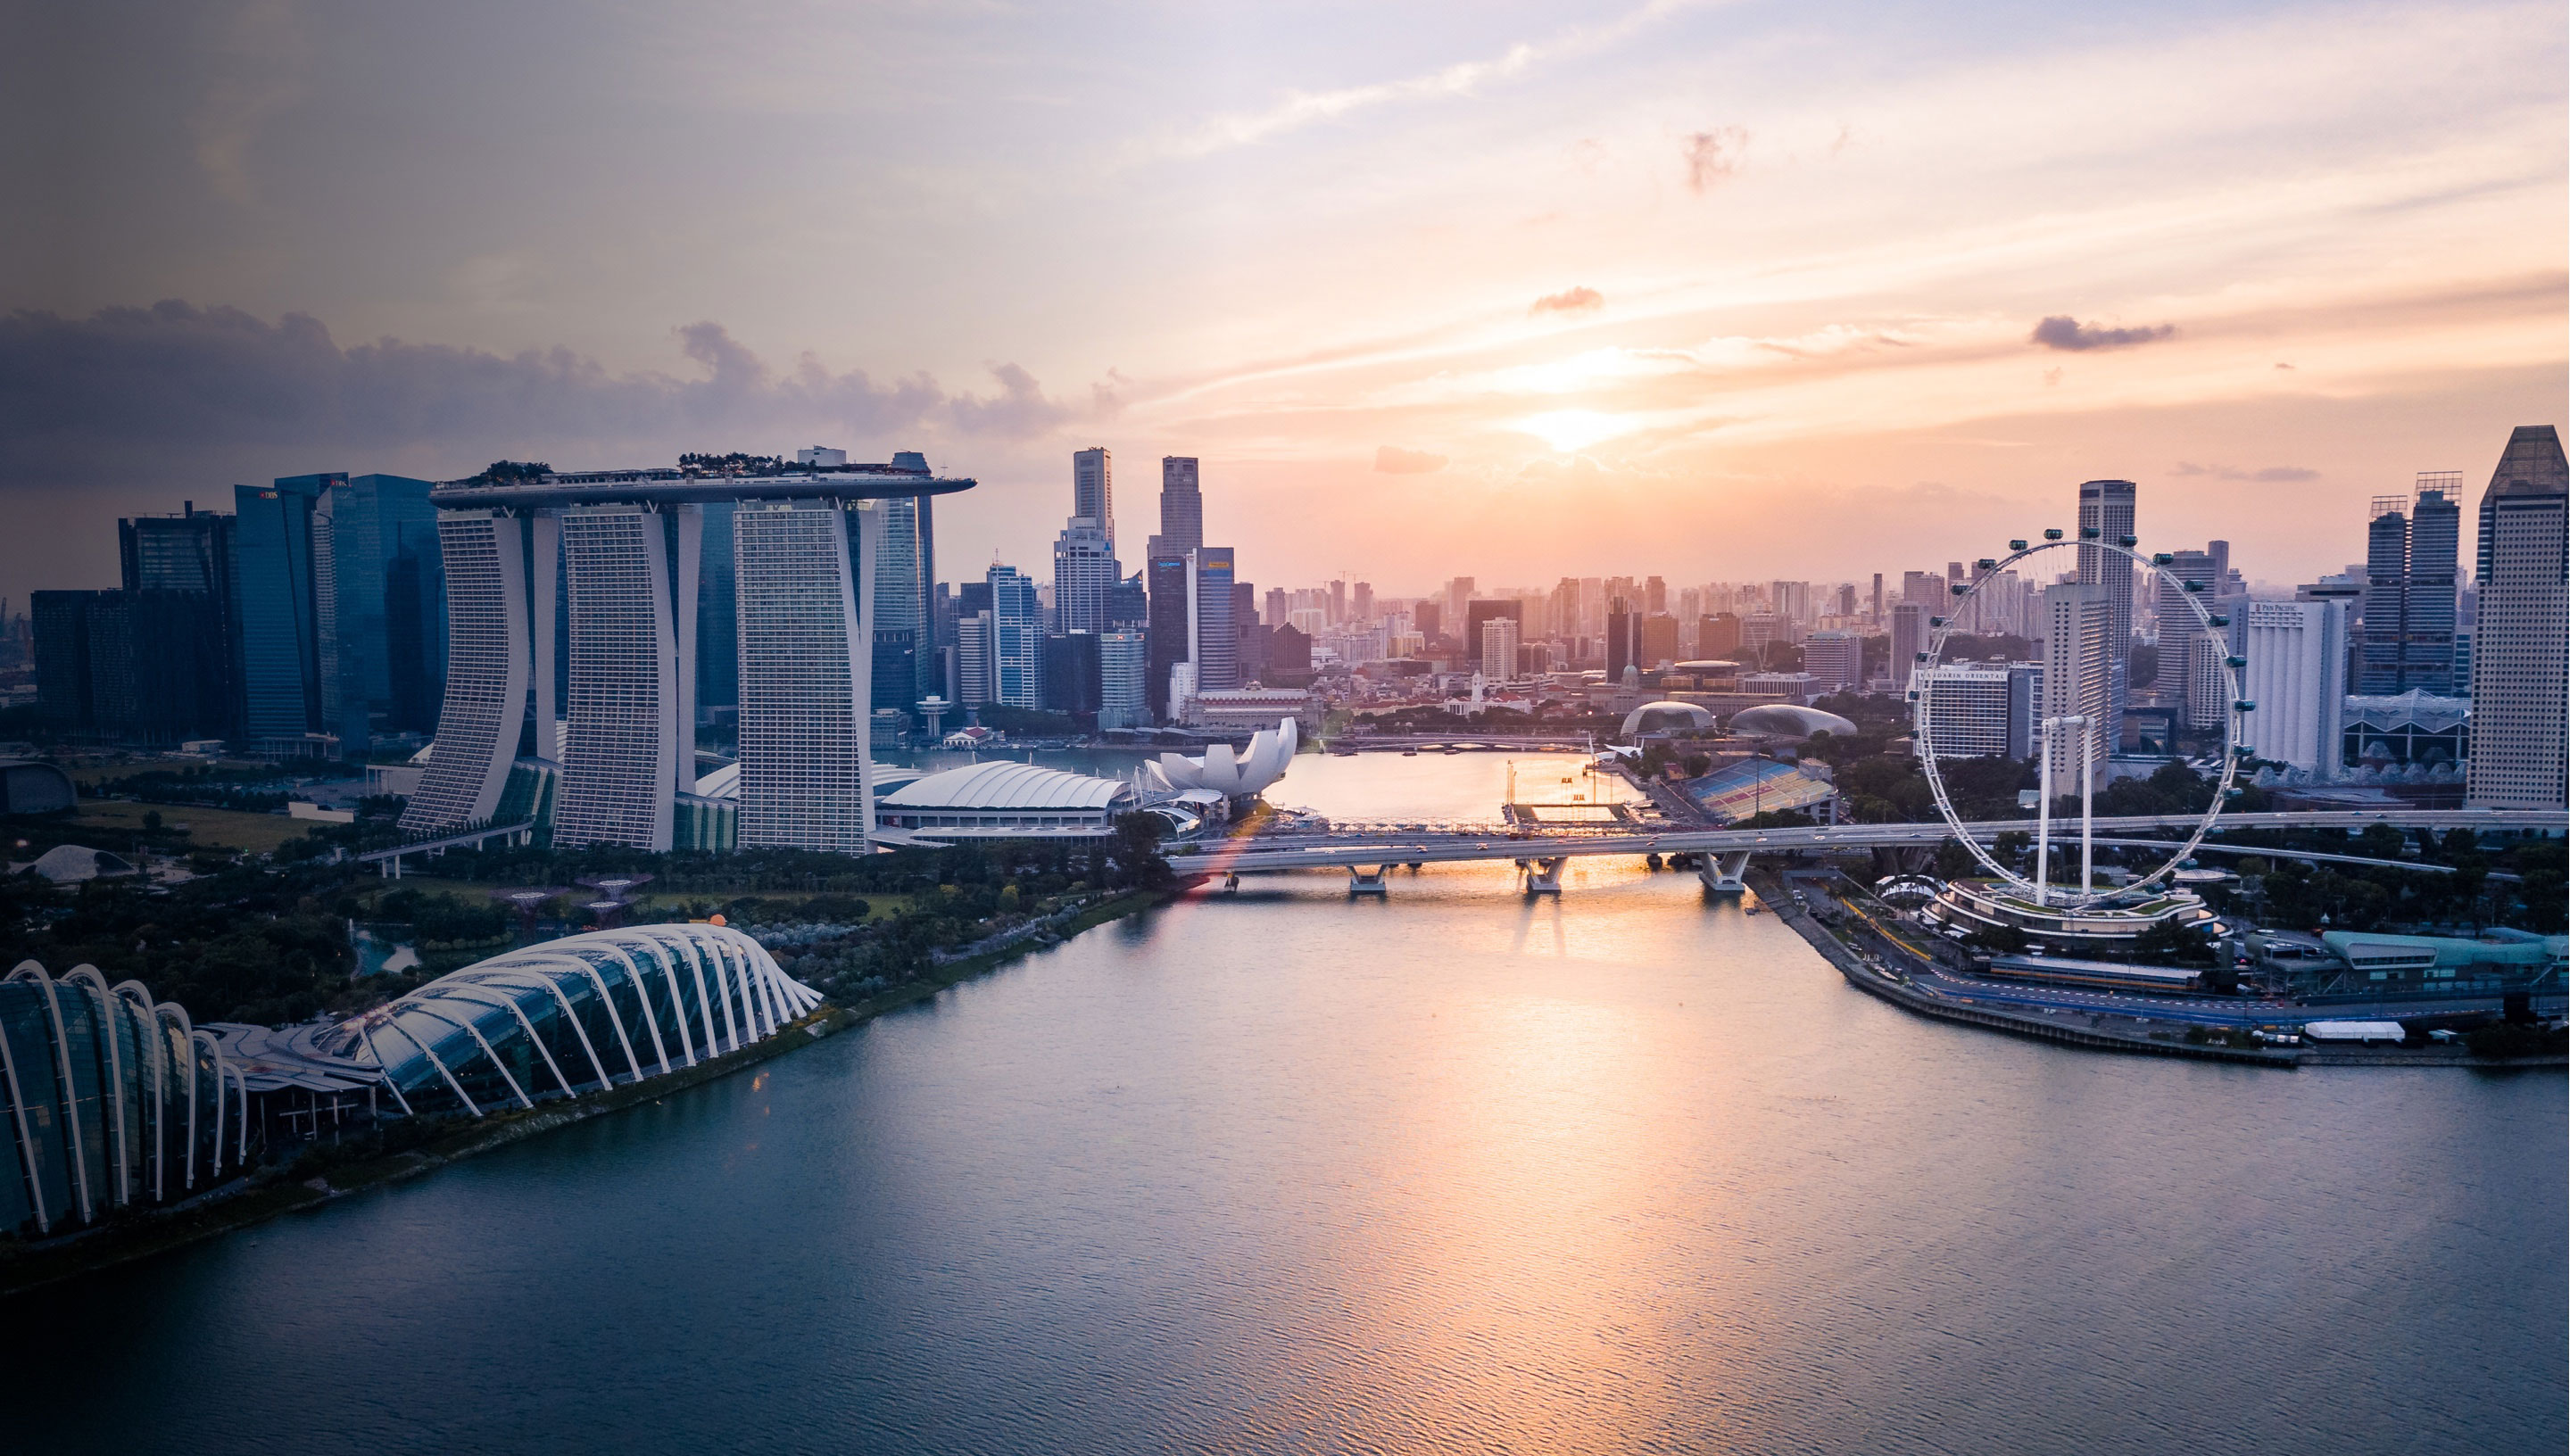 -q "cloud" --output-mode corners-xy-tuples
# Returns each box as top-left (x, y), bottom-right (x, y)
(1152, 0), (1699, 161)
(1375, 445), (1447, 474)
(0, 301), (1092, 480)
(1683, 127), (1749, 193)
(2170, 461), (2319, 482)
(192, 0), (310, 204)
(1530, 286), (1604, 316)
(2029, 315), (2177, 351)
